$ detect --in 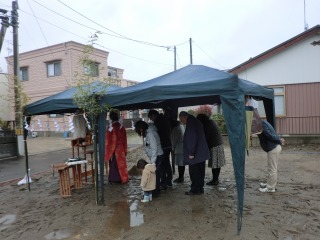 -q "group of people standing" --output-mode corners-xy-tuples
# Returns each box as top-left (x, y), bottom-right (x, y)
(103, 107), (284, 203)
(135, 110), (226, 200)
